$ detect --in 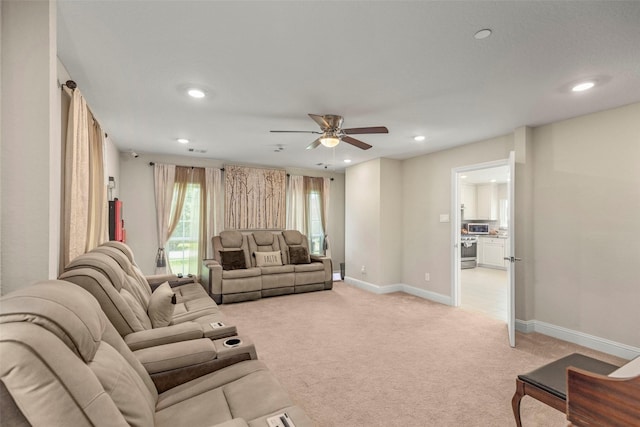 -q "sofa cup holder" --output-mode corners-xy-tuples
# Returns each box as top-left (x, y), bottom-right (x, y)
(223, 338), (242, 348)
